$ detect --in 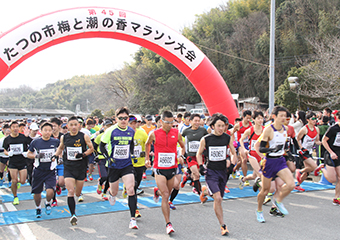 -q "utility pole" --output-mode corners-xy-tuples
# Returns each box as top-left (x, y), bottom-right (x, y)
(269, 0), (275, 114)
